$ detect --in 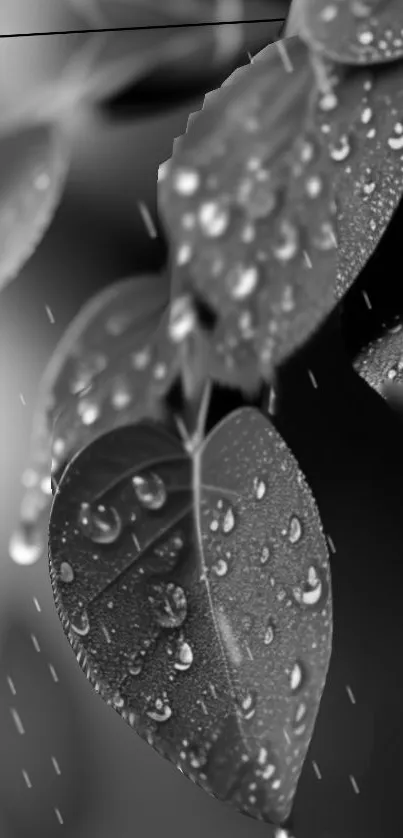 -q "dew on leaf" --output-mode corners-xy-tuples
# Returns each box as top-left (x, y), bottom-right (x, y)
(78, 502), (122, 544)
(288, 515), (303, 544)
(60, 561), (74, 583)
(149, 582), (187, 629)
(70, 611), (90, 637)
(132, 472), (167, 510)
